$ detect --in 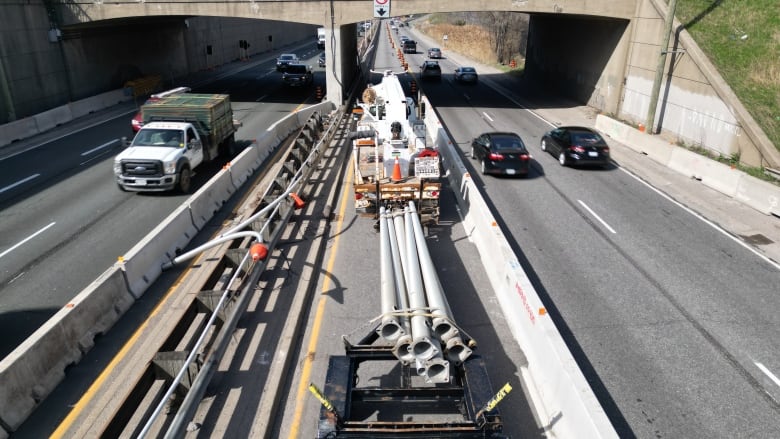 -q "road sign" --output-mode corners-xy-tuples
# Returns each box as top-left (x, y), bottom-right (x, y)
(374, 0), (390, 18)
